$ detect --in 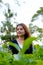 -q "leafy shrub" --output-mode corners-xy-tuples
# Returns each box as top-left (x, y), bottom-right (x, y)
(0, 37), (43, 65)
